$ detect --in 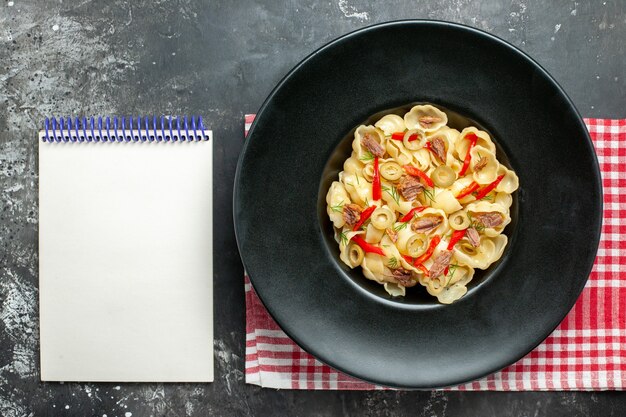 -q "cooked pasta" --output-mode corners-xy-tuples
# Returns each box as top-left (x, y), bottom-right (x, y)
(326, 104), (519, 304)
